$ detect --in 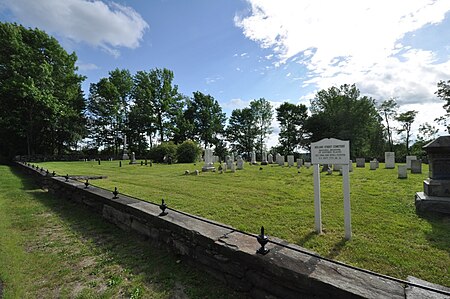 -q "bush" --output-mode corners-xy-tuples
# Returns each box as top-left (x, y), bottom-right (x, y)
(177, 140), (201, 163)
(149, 142), (178, 163)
